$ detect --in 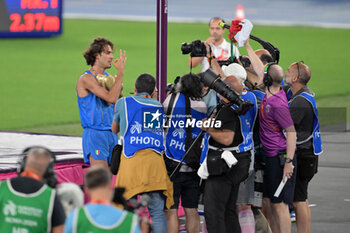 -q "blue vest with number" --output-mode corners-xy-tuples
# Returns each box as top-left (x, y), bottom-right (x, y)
(199, 90), (257, 162)
(287, 90), (323, 155)
(77, 70), (115, 130)
(165, 93), (207, 162)
(122, 96), (164, 157)
(232, 90), (258, 153)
